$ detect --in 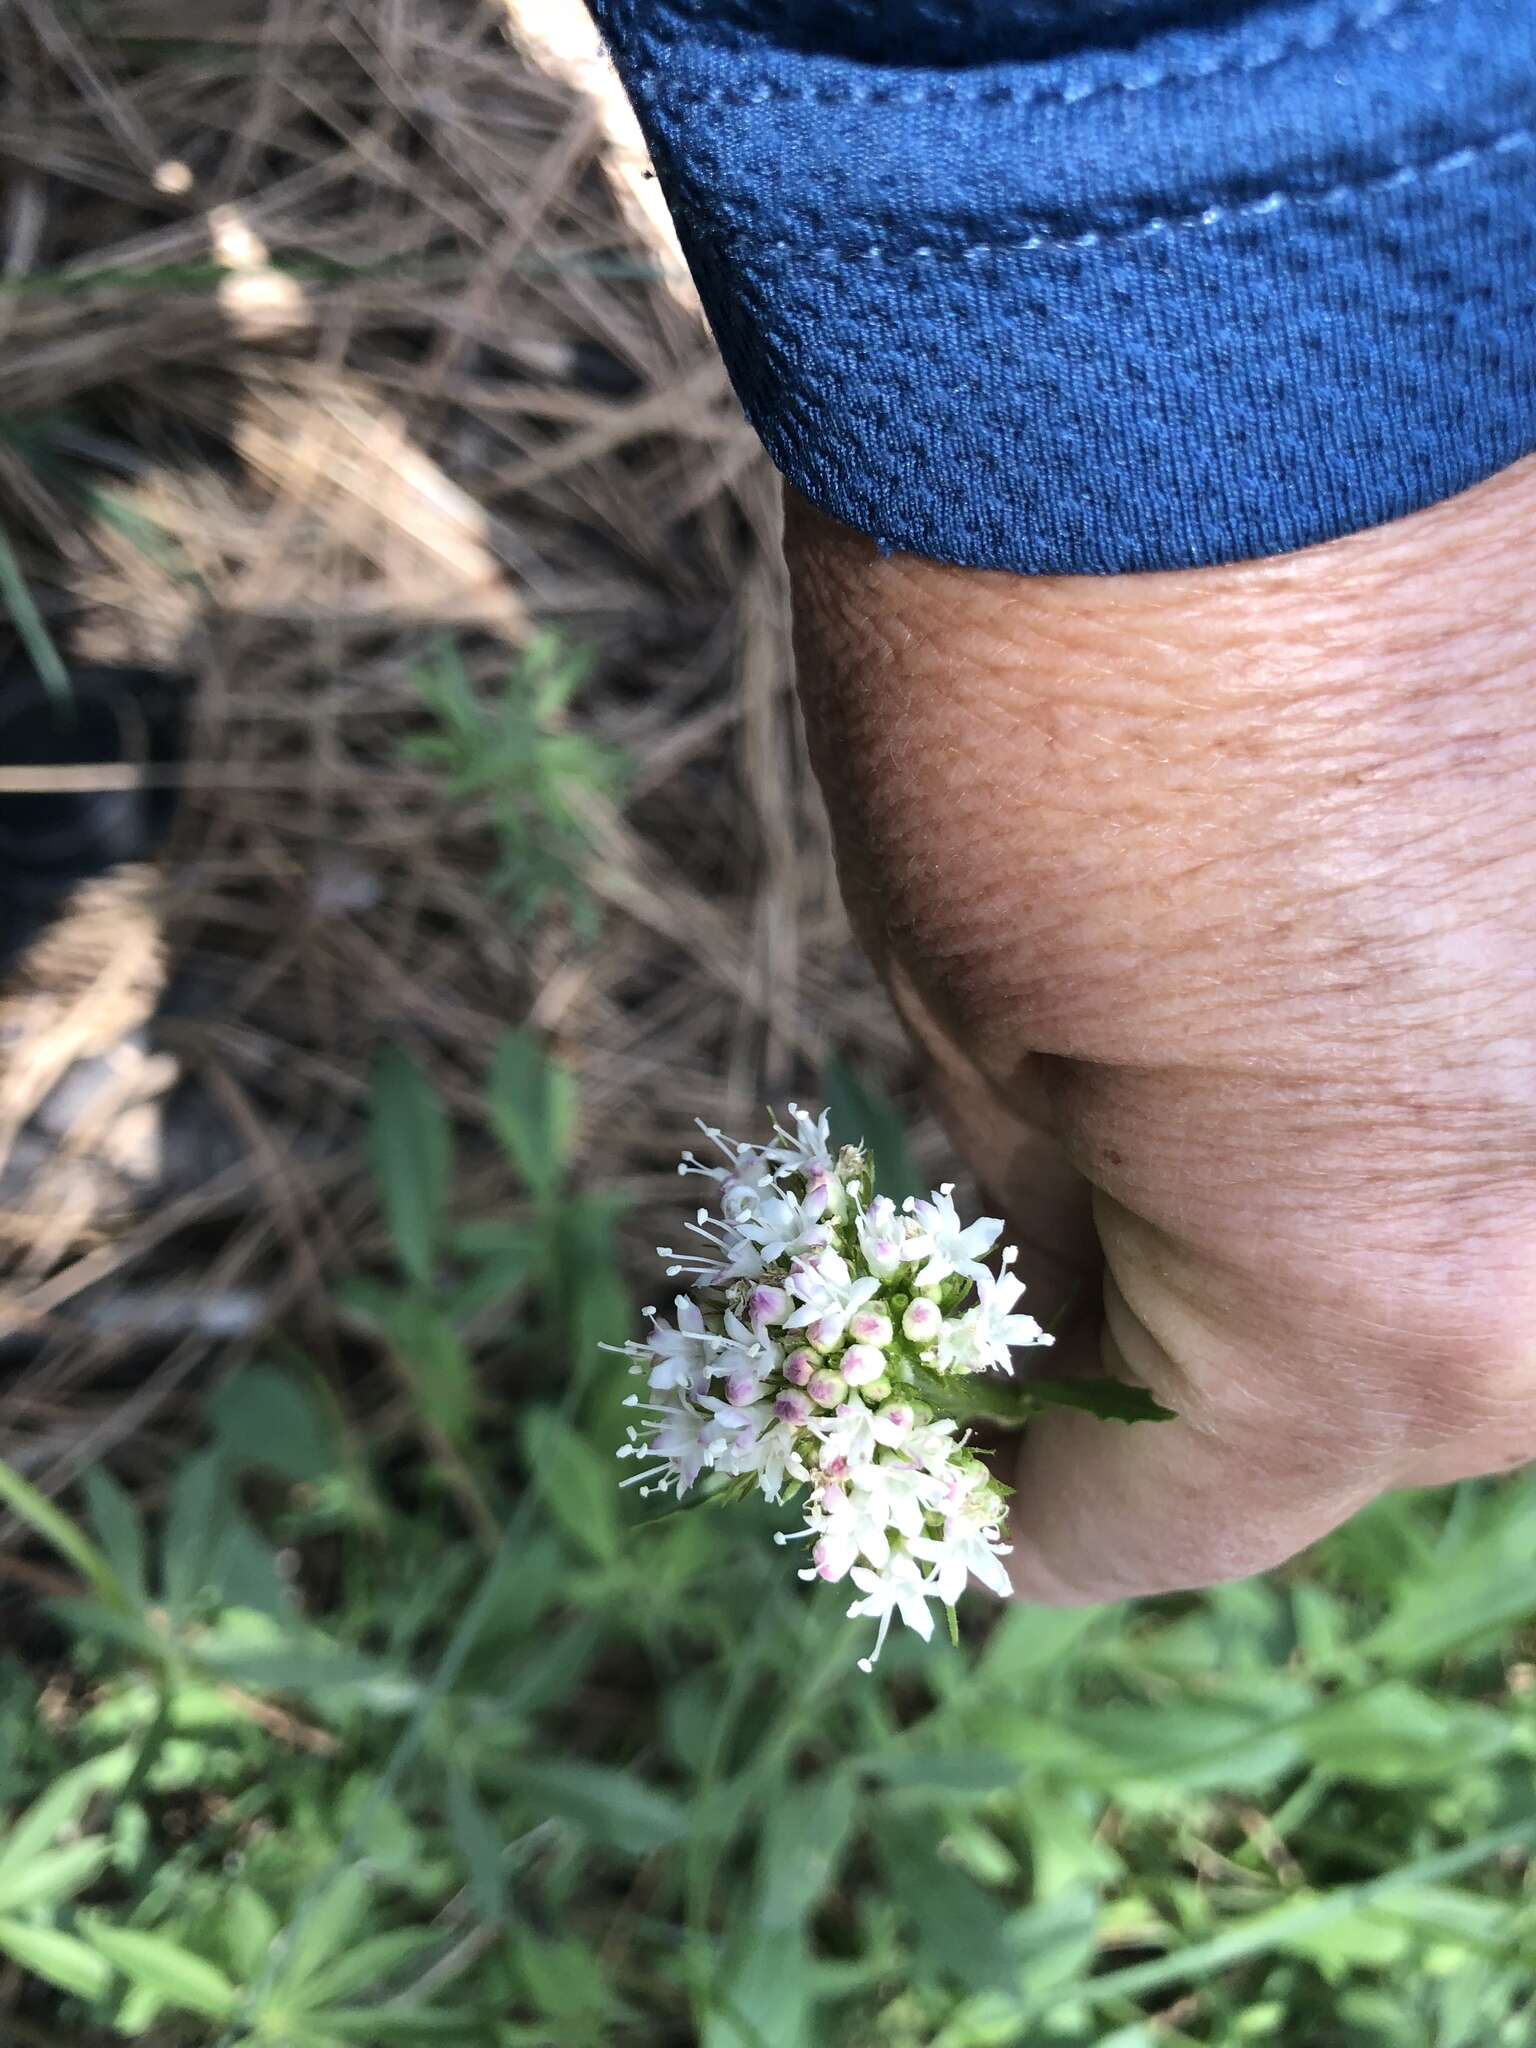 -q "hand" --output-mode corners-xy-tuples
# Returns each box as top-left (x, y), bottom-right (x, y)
(784, 459), (1536, 1603)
